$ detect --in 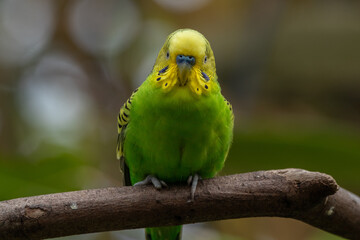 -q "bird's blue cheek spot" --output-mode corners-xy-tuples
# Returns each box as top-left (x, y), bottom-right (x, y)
(158, 66), (169, 75)
(201, 72), (209, 82)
